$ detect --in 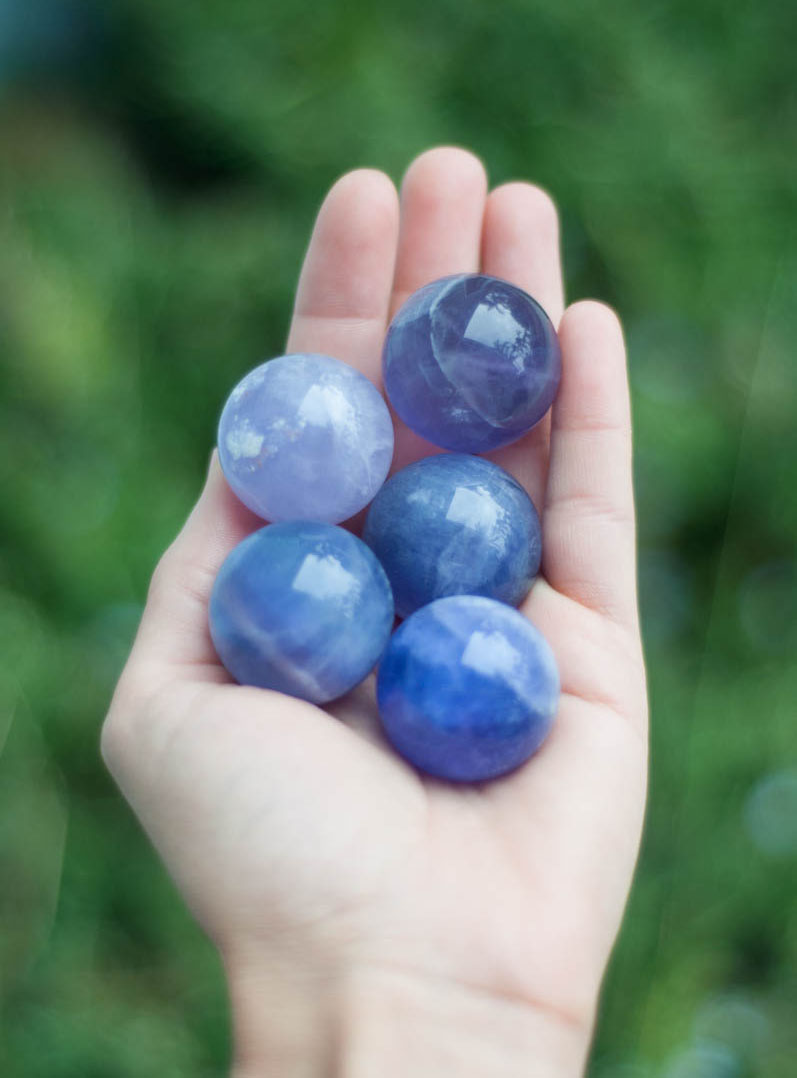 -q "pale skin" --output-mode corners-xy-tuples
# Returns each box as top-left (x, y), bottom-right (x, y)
(102, 147), (648, 1077)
